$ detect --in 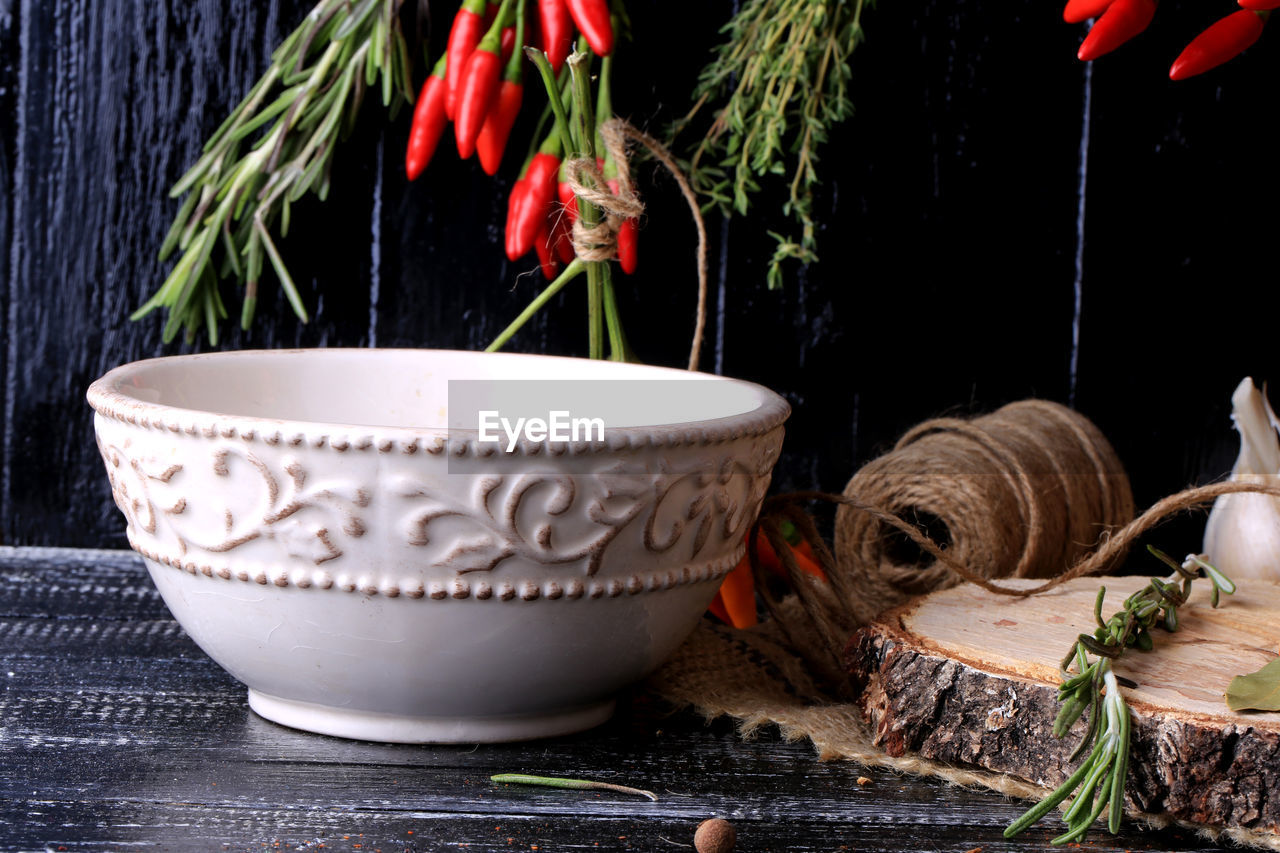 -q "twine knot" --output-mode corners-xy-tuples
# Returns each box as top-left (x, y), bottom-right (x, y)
(564, 121), (645, 262)
(561, 118), (709, 370)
